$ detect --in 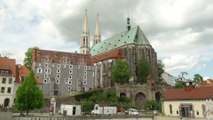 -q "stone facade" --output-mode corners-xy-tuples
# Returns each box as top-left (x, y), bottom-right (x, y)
(32, 48), (94, 97)
(90, 26), (161, 106)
